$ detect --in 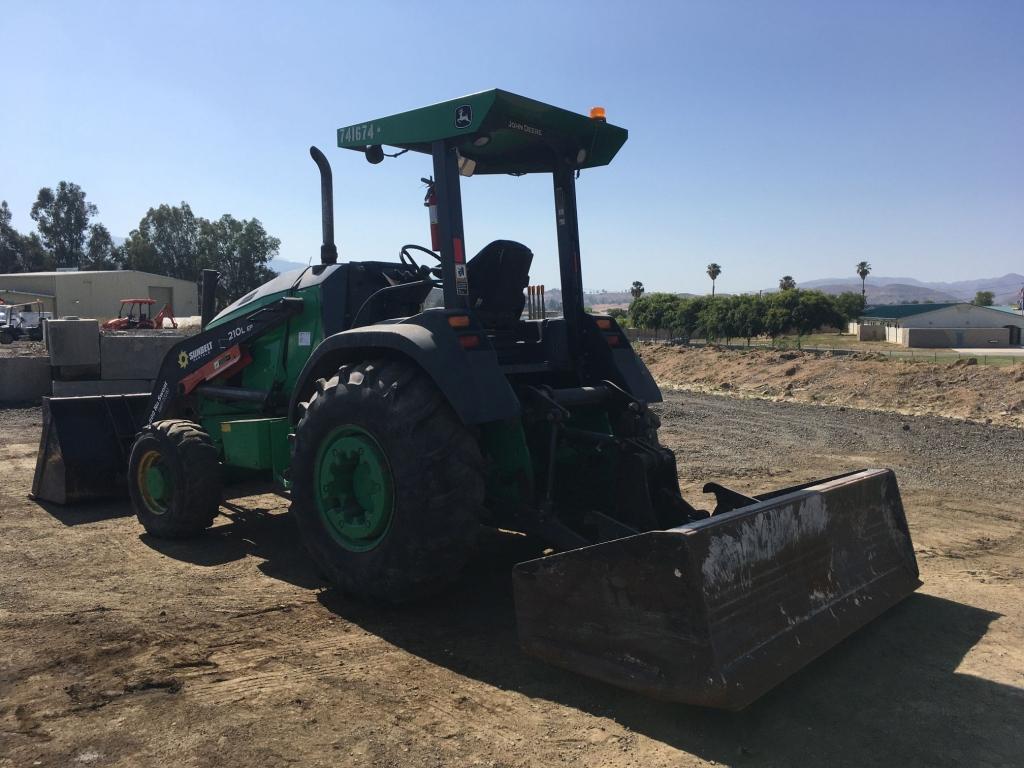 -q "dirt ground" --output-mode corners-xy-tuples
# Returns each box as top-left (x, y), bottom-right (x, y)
(639, 343), (1024, 428)
(1, 392), (1022, 767)
(0, 340), (47, 359)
